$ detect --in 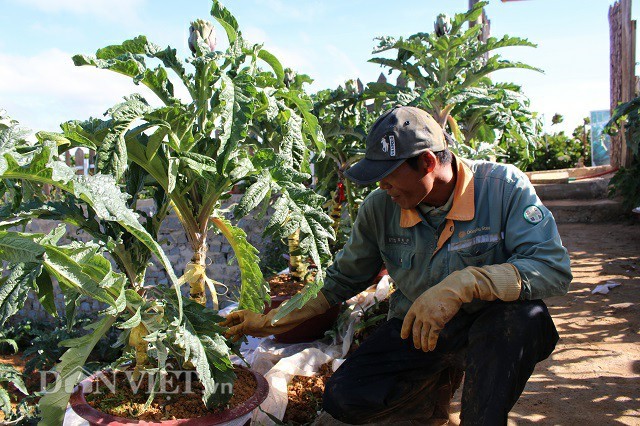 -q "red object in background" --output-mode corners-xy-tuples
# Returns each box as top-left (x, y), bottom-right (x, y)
(336, 182), (346, 203)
